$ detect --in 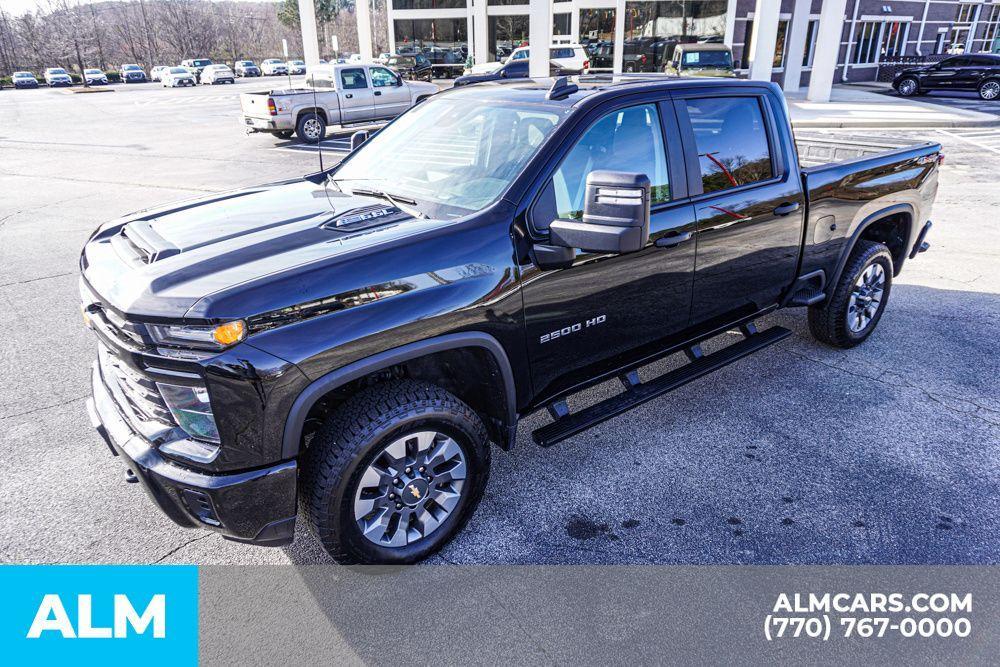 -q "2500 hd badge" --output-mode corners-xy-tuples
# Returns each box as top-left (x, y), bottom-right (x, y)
(540, 315), (607, 344)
